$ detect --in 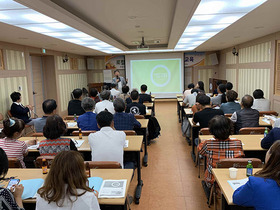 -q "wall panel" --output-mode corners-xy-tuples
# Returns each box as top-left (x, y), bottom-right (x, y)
(58, 73), (87, 112)
(56, 56), (71, 70)
(5, 50), (26, 70)
(226, 69), (237, 90)
(226, 52), (237, 64)
(78, 58), (86, 70)
(198, 69), (213, 92)
(238, 68), (270, 99)
(239, 42), (271, 63)
(0, 76), (29, 115)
